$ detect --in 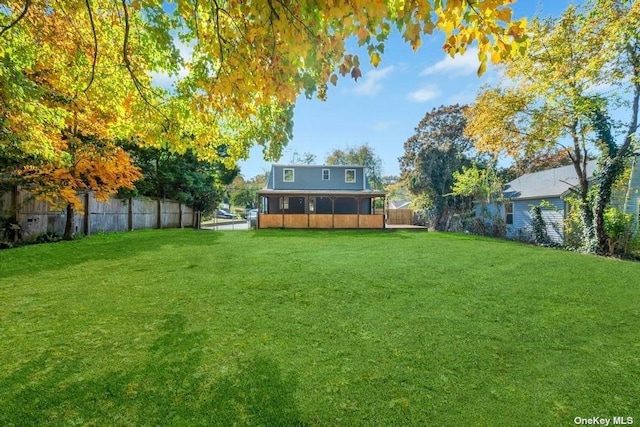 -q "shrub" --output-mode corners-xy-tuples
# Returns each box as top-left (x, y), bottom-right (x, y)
(603, 207), (634, 255)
